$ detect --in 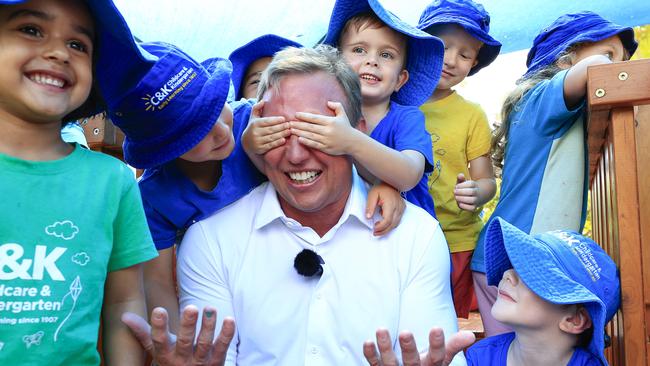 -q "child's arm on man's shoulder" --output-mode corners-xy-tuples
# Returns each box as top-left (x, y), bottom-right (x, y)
(454, 155), (496, 211)
(102, 264), (148, 365)
(290, 101), (424, 191)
